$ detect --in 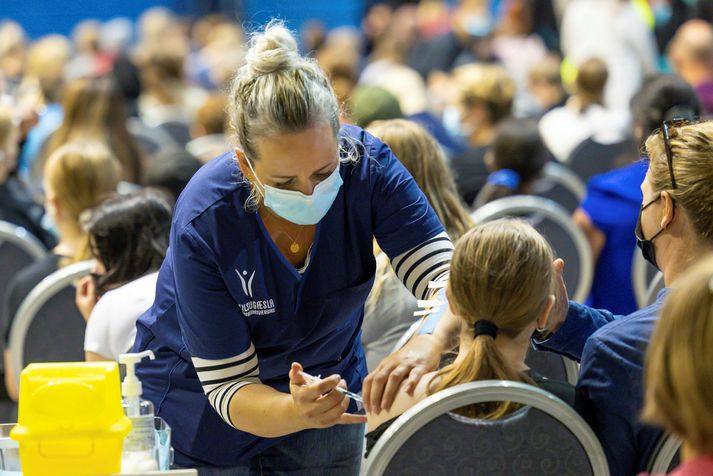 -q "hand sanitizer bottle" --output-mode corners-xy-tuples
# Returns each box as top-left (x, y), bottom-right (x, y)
(119, 351), (159, 472)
